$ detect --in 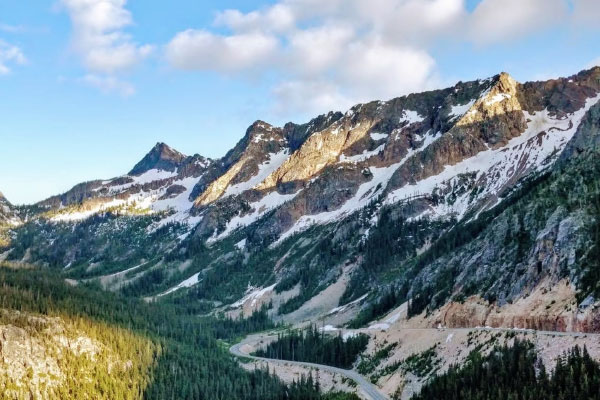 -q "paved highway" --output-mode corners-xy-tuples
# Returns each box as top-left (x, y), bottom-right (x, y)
(230, 339), (389, 400)
(230, 327), (599, 400)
